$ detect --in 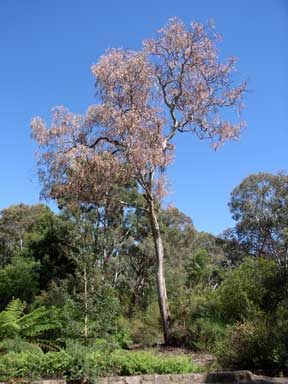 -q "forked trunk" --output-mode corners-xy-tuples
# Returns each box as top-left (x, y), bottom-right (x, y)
(149, 198), (171, 345)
